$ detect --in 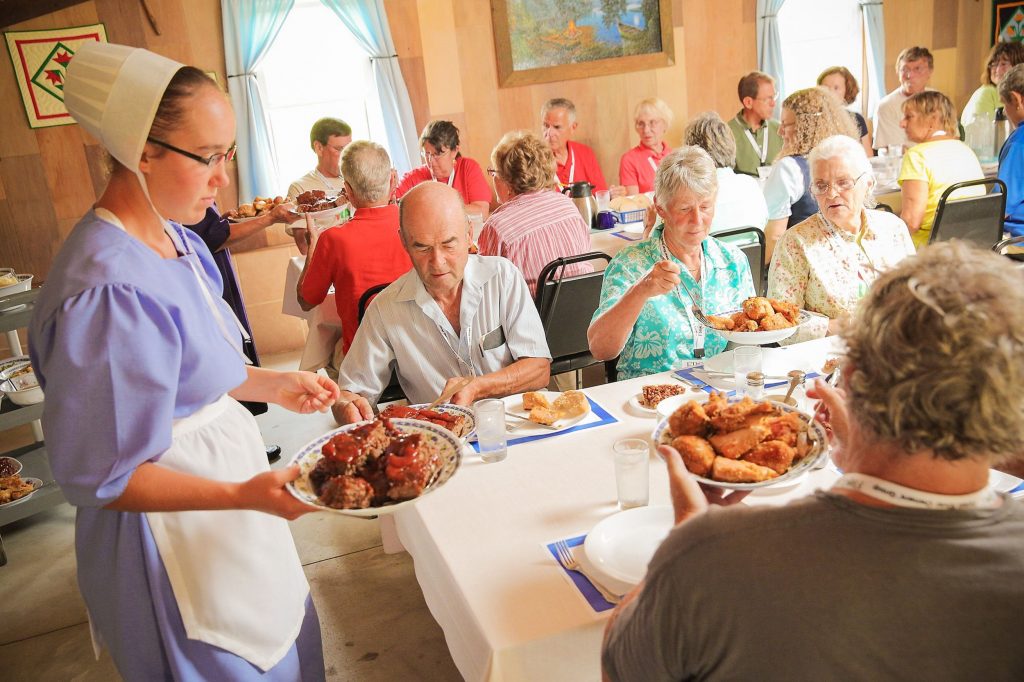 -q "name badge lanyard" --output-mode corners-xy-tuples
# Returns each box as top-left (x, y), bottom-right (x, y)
(554, 146), (576, 188)
(430, 162), (456, 188)
(820, 214), (875, 298)
(744, 128), (769, 165)
(314, 168), (344, 193)
(833, 473), (1000, 510)
(658, 236), (707, 358)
